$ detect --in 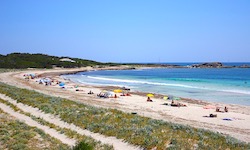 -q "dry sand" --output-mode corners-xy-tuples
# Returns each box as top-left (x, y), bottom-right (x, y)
(0, 67), (250, 143)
